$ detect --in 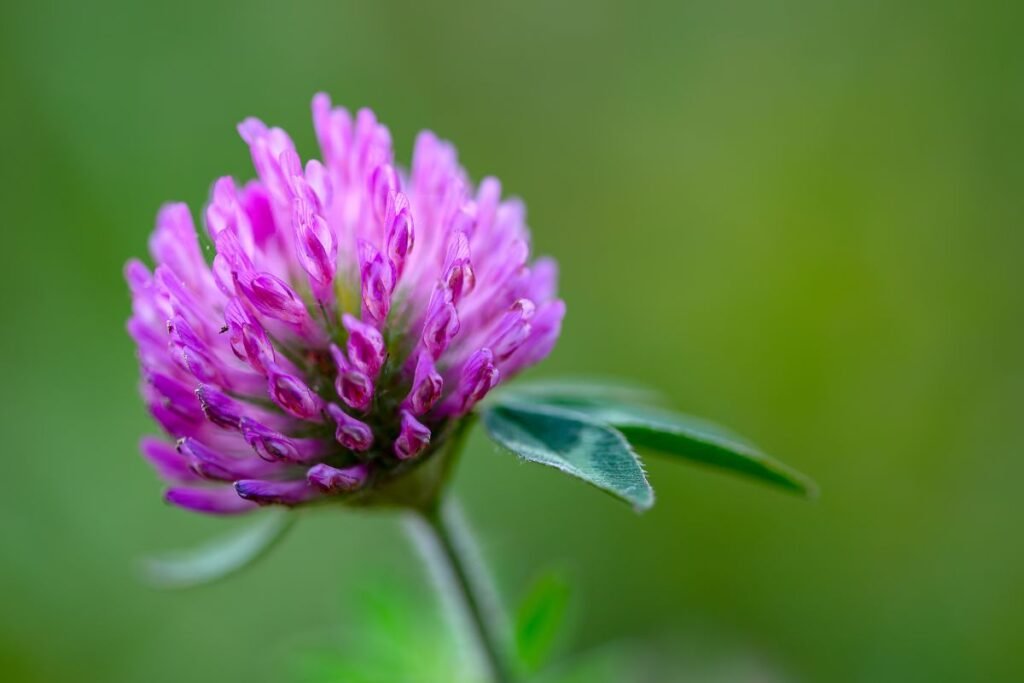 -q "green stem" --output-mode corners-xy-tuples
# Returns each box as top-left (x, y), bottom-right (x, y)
(408, 498), (516, 683)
